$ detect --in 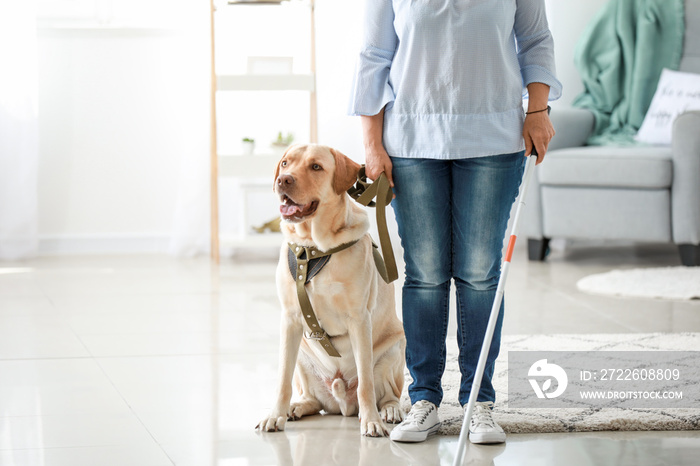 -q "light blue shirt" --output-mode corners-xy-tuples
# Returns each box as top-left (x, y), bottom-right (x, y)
(349, 0), (562, 159)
